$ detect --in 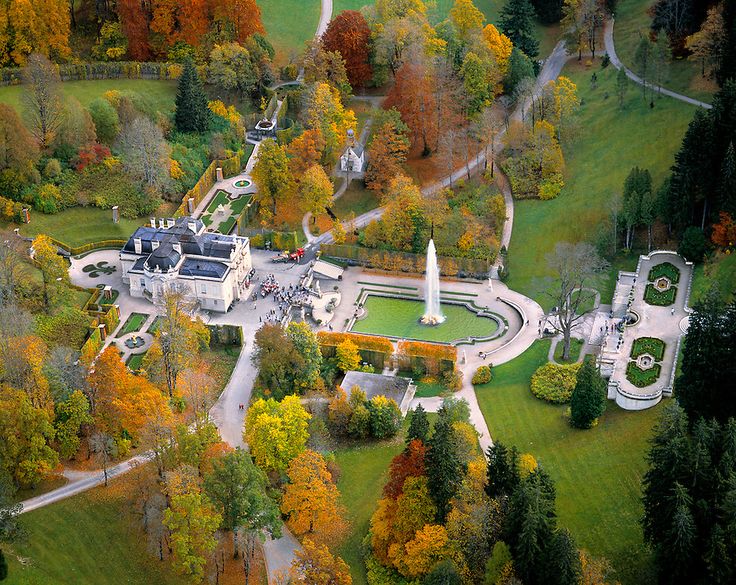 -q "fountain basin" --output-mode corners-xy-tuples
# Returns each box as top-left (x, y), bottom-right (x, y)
(351, 296), (500, 344)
